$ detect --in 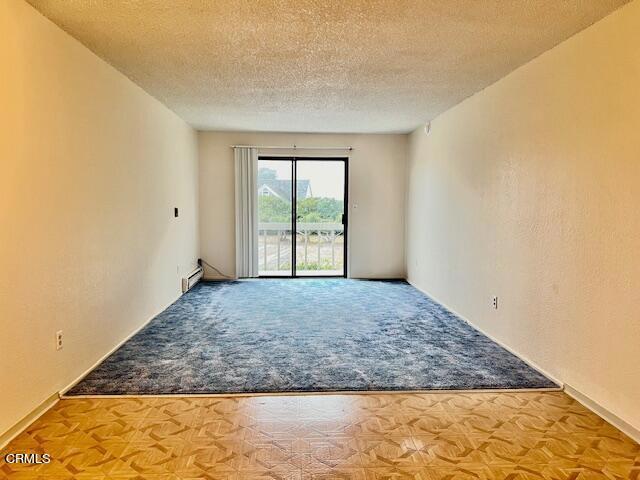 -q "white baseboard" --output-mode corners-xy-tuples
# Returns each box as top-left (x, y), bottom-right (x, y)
(407, 279), (640, 444)
(406, 280), (564, 387)
(564, 384), (640, 444)
(59, 293), (182, 395)
(6, 280), (637, 451)
(0, 392), (59, 450)
(1, 292), (183, 445)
